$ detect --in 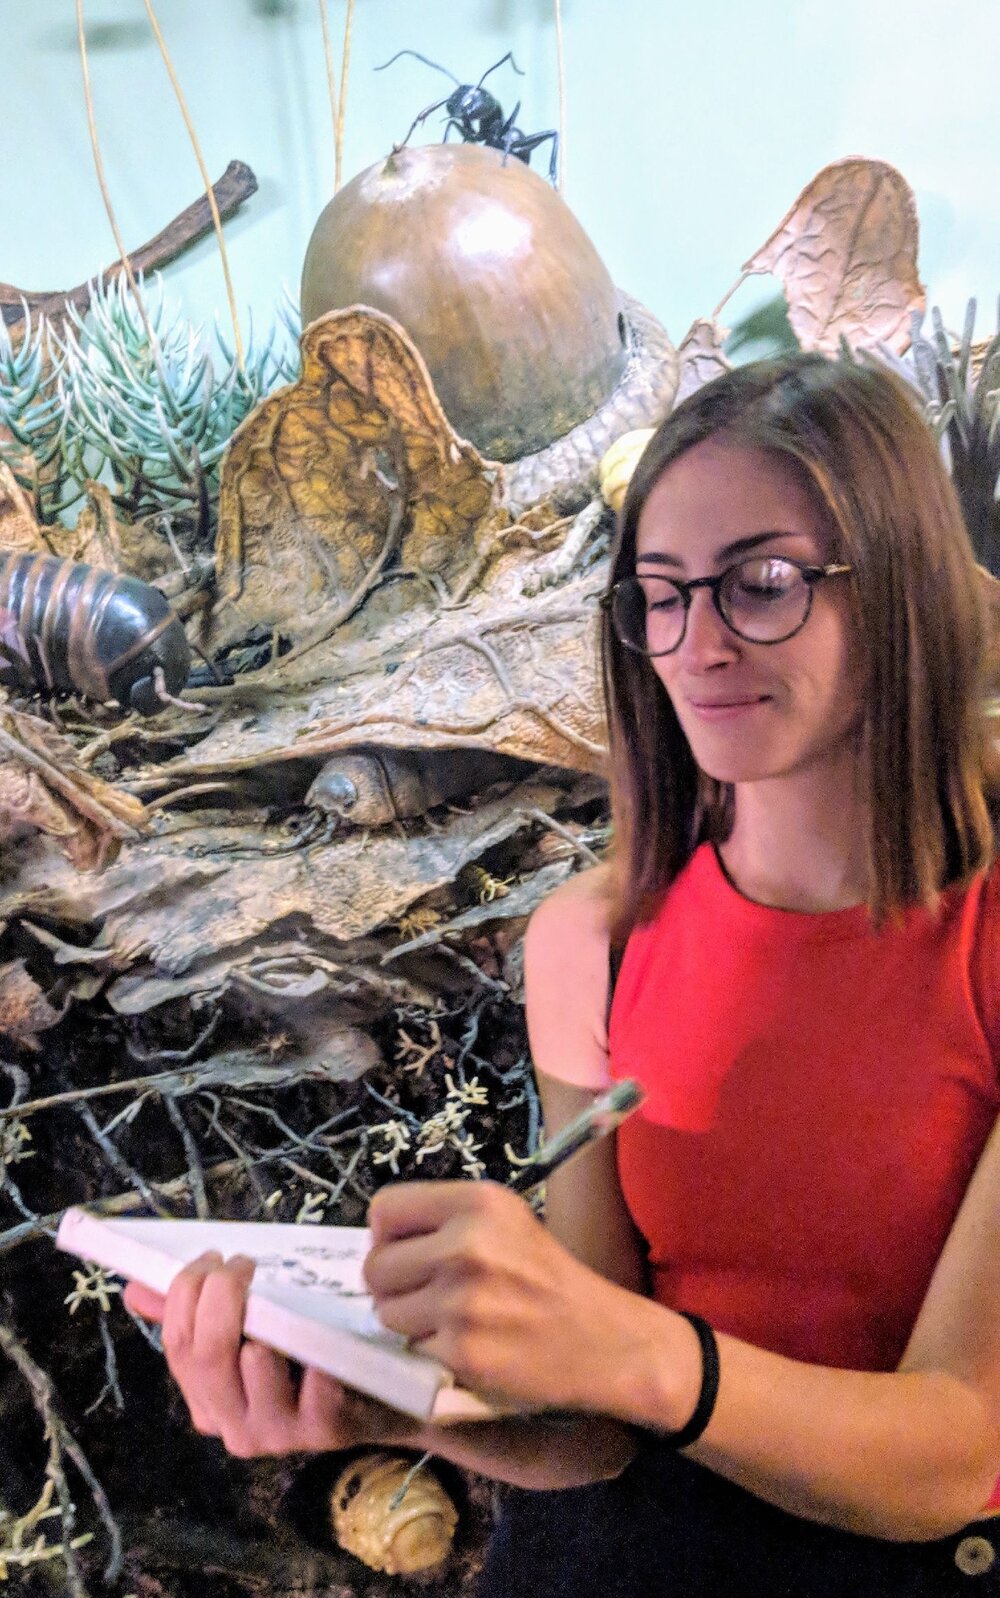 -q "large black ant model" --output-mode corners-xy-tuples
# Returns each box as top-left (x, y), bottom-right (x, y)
(376, 50), (559, 184)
